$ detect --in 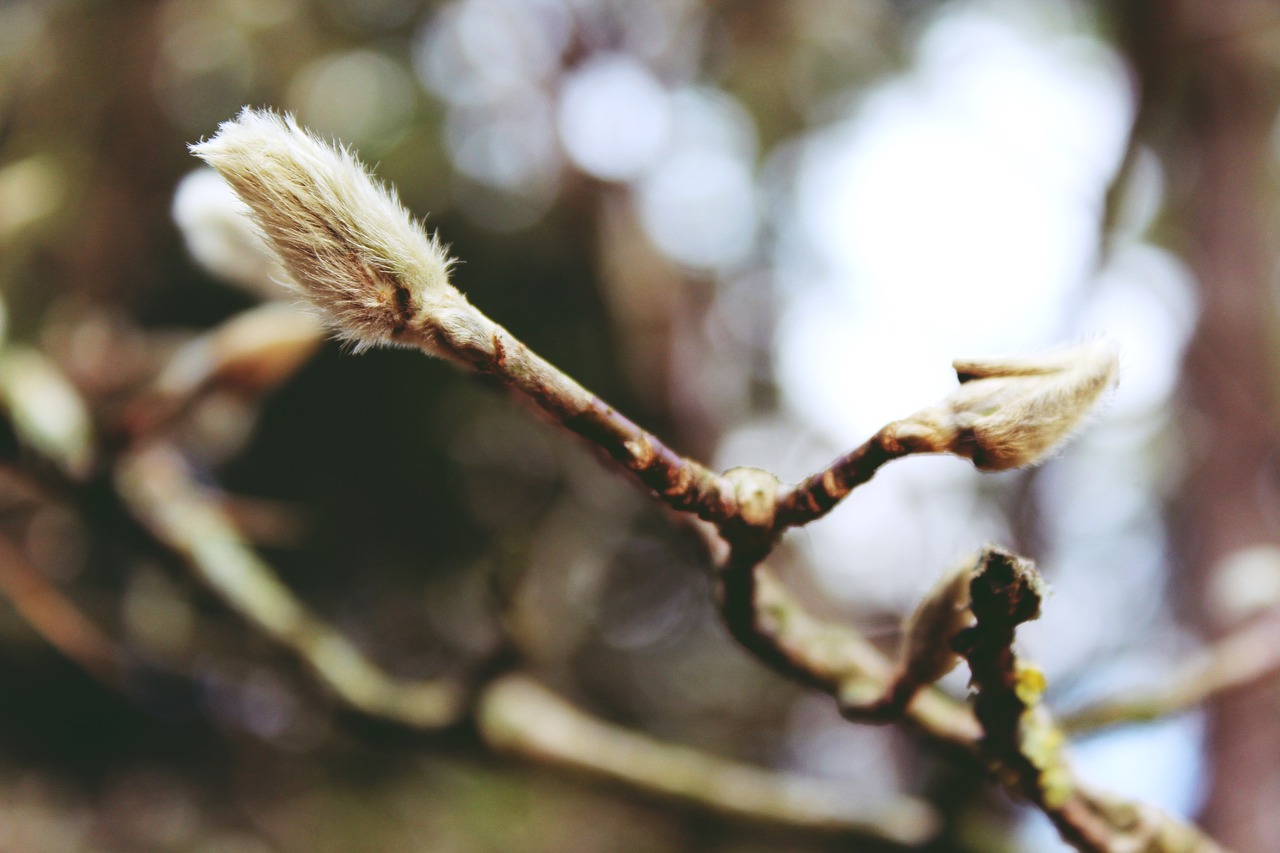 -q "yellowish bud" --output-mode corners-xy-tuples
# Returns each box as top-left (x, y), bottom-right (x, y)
(155, 302), (325, 399)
